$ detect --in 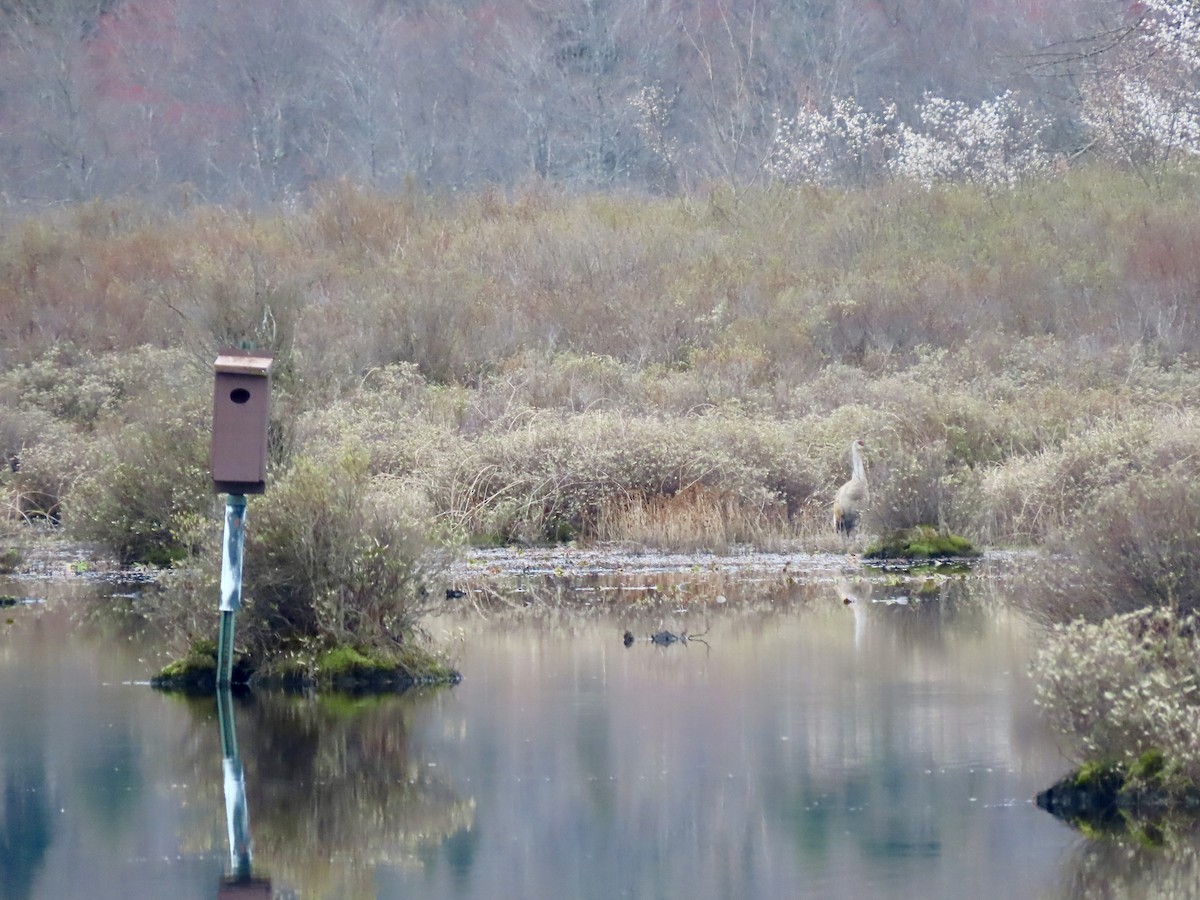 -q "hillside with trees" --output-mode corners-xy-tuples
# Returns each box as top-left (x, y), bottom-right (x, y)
(0, 0), (1169, 207)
